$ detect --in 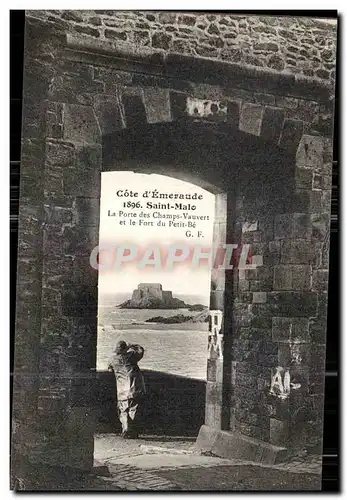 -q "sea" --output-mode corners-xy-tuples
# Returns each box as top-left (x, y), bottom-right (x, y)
(97, 296), (209, 380)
